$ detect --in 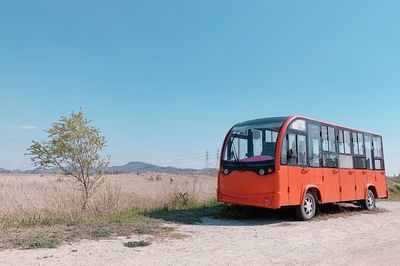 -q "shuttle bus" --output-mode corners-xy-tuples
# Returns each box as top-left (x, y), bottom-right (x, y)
(218, 116), (388, 220)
